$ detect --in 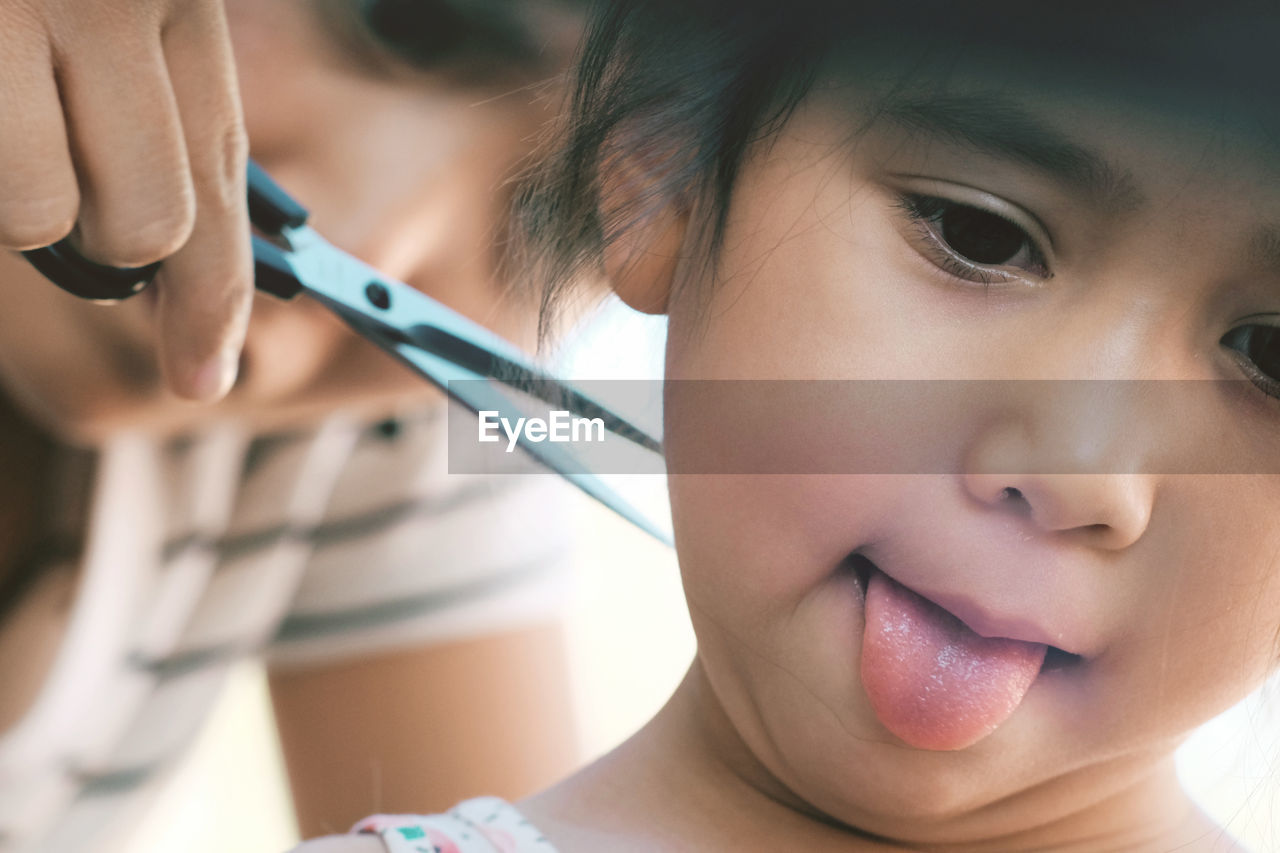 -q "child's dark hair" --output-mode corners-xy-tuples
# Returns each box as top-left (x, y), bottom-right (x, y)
(514, 0), (820, 334)
(514, 0), (1280, 335)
